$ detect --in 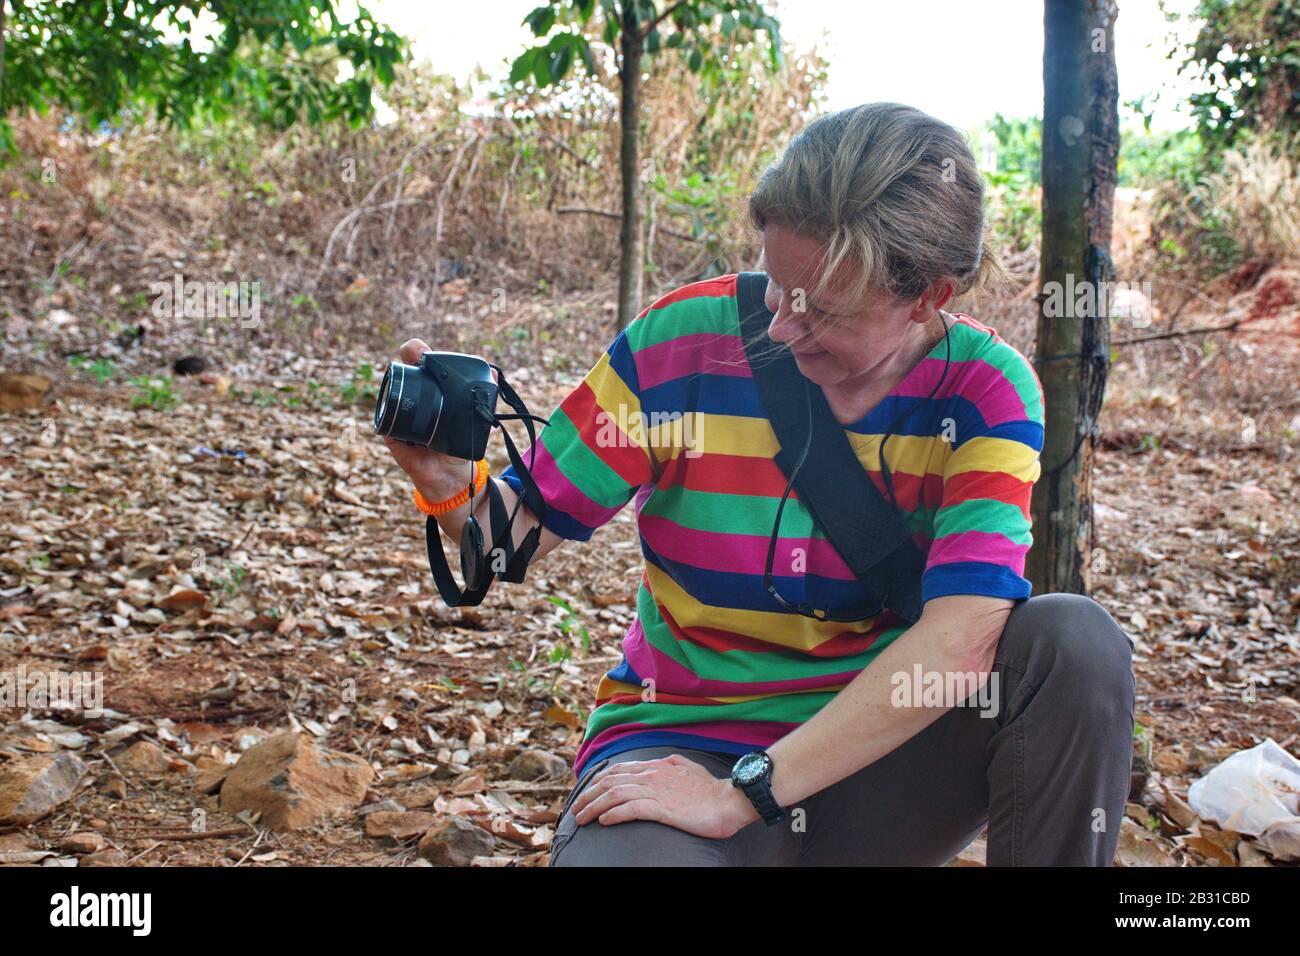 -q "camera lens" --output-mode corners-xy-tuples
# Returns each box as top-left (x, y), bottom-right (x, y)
(373, 362), (402, 436)
(373, 360), (443, 446)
